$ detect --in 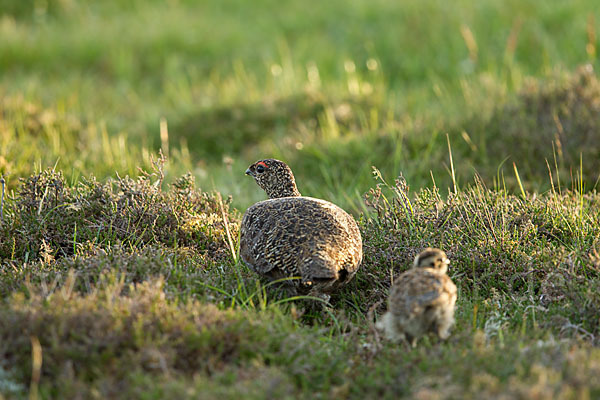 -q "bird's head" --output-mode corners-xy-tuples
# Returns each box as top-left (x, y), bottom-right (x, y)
(413, 248), (450, 274)
(245, 159), (301, 199)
